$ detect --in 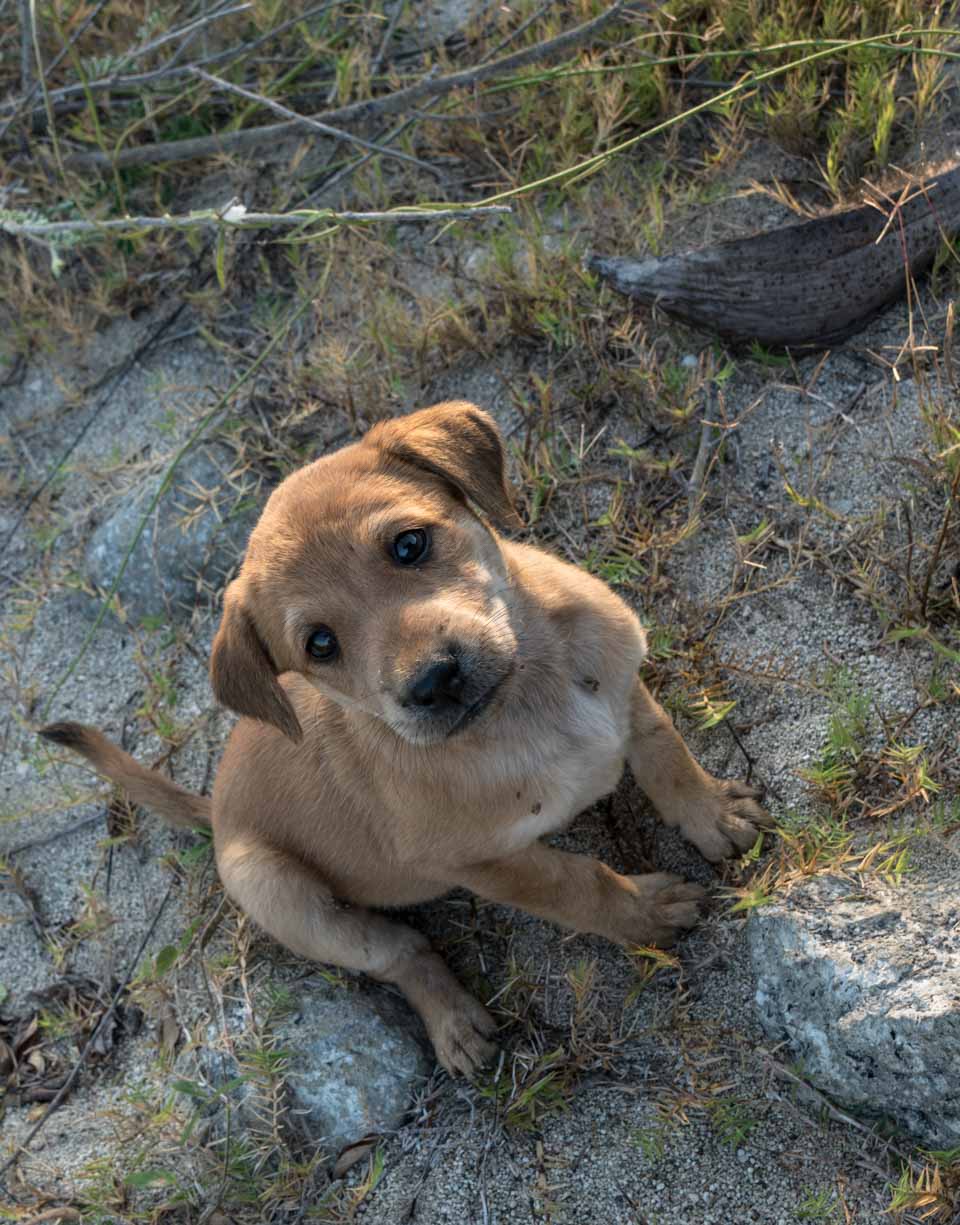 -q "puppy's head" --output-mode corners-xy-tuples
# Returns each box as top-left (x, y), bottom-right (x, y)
(211, 401), (523, 745)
